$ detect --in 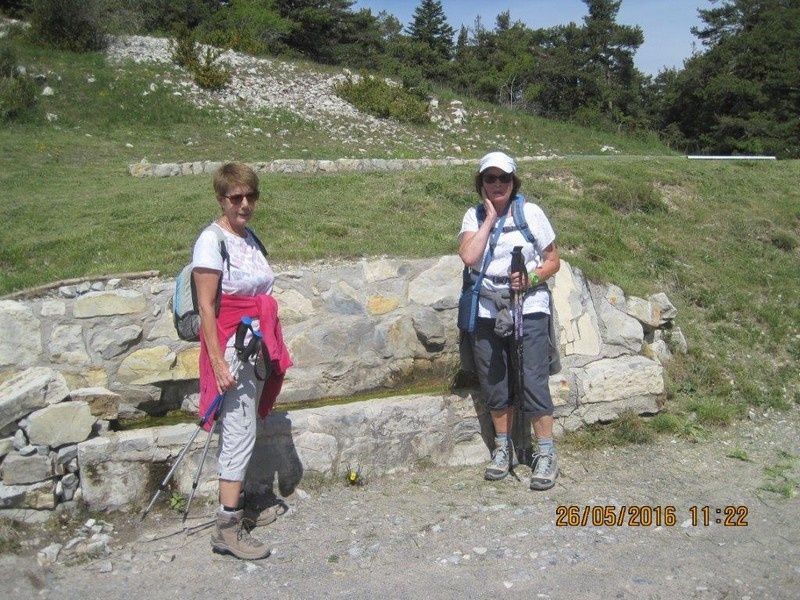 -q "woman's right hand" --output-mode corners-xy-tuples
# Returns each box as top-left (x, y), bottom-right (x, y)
(211, 356), (236, 395)
(482, 194), (498, 224)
